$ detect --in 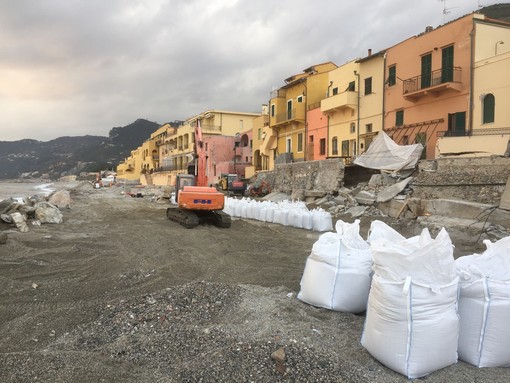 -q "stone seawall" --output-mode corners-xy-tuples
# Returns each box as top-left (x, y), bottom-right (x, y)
(253, 159), (345, 195)
(412, 156), (510, 205)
